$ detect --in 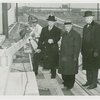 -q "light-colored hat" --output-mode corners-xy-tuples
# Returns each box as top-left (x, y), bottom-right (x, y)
(28, 15), (38, 23)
